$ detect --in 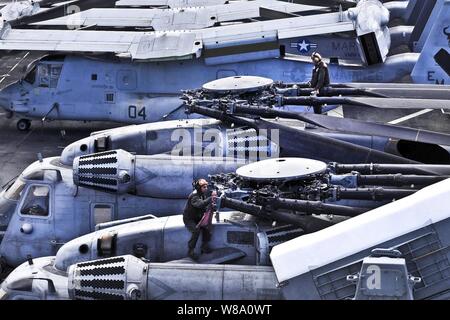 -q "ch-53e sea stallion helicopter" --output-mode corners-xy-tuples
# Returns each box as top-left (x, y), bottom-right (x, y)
(2, 0), (446, 130)
(1, 157), (450, 300)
